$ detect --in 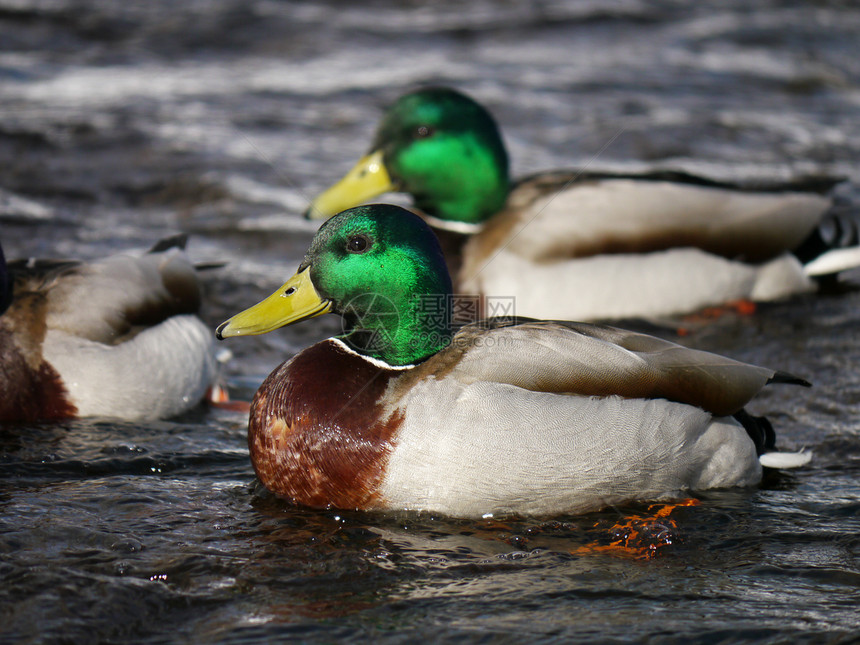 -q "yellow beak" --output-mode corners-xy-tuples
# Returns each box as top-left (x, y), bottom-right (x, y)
(216, 267), (332, 339)
(305, 149), (395, 220)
